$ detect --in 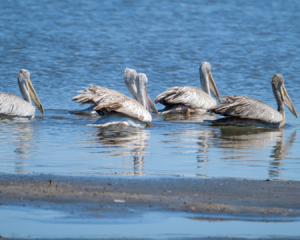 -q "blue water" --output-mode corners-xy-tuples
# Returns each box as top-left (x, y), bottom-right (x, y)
(1, 205), (300, 239)
(0, 0), (300, 180)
